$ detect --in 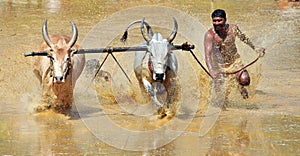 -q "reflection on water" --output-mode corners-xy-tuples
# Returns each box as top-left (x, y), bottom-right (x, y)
(47, 0), (61, 13)
(0, 0), (299, 155)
